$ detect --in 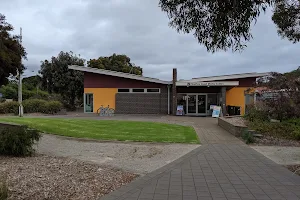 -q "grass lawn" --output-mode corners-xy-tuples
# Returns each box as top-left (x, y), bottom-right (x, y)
(0, 117), (199, 144)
